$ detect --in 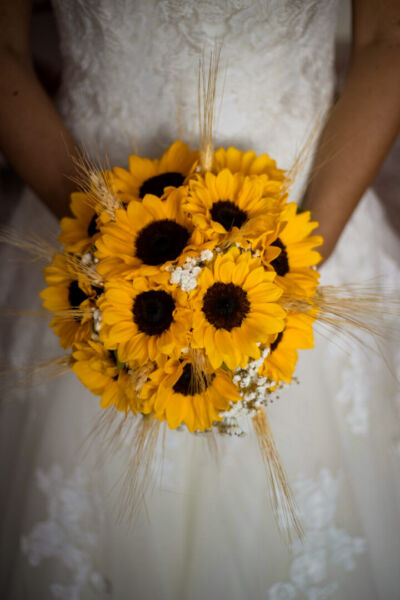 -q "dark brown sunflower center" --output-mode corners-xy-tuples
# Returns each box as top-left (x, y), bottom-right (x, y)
(270, 238), (289, 276)
(133, 290), (175, 336)
(87, 214), (99, 237)
(135, 219), (190, 266)
(172, 363), (213, 396)
(210, 201), (248, 232)
(68, 280), (88, 308)
(270, 331), (283, 353)
(139, 172), (185, 198)
(202, 282), (250, 331)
